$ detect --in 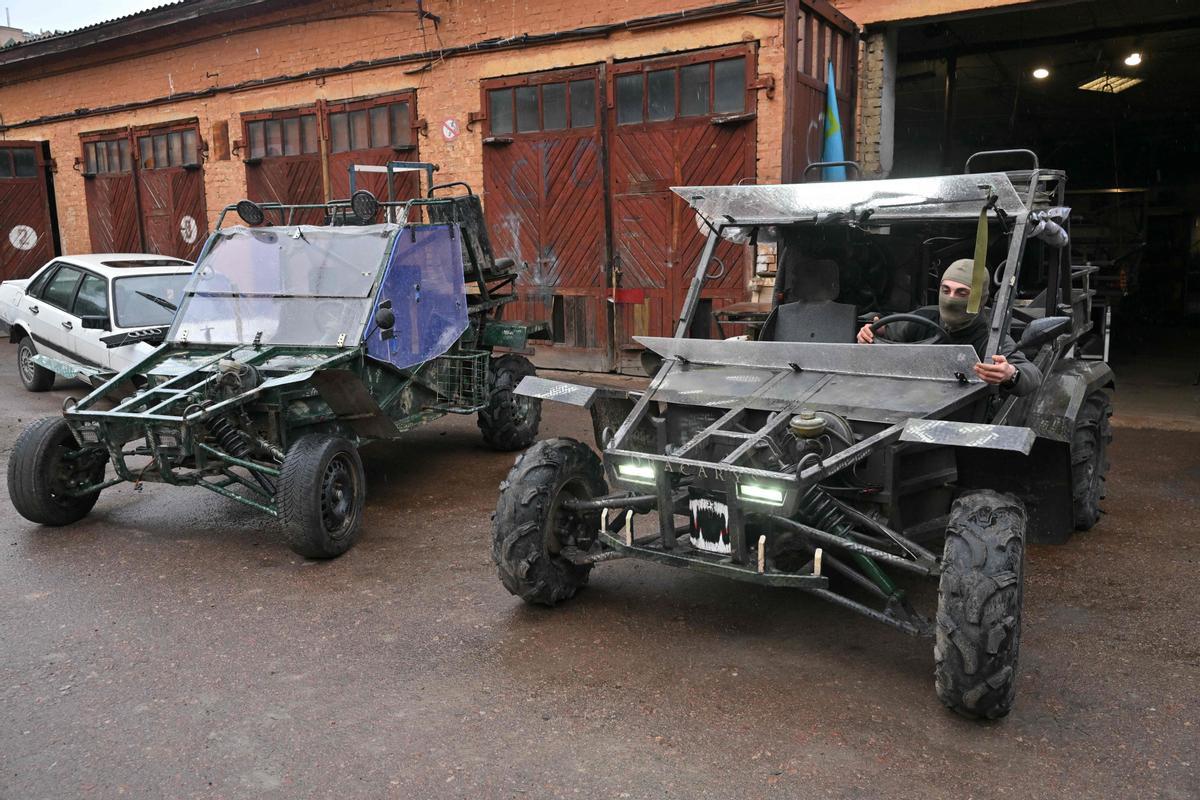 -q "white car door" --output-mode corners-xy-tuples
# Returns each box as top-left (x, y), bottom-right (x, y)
(29, 264), (84, 359)
(68, 271), (113, 370)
